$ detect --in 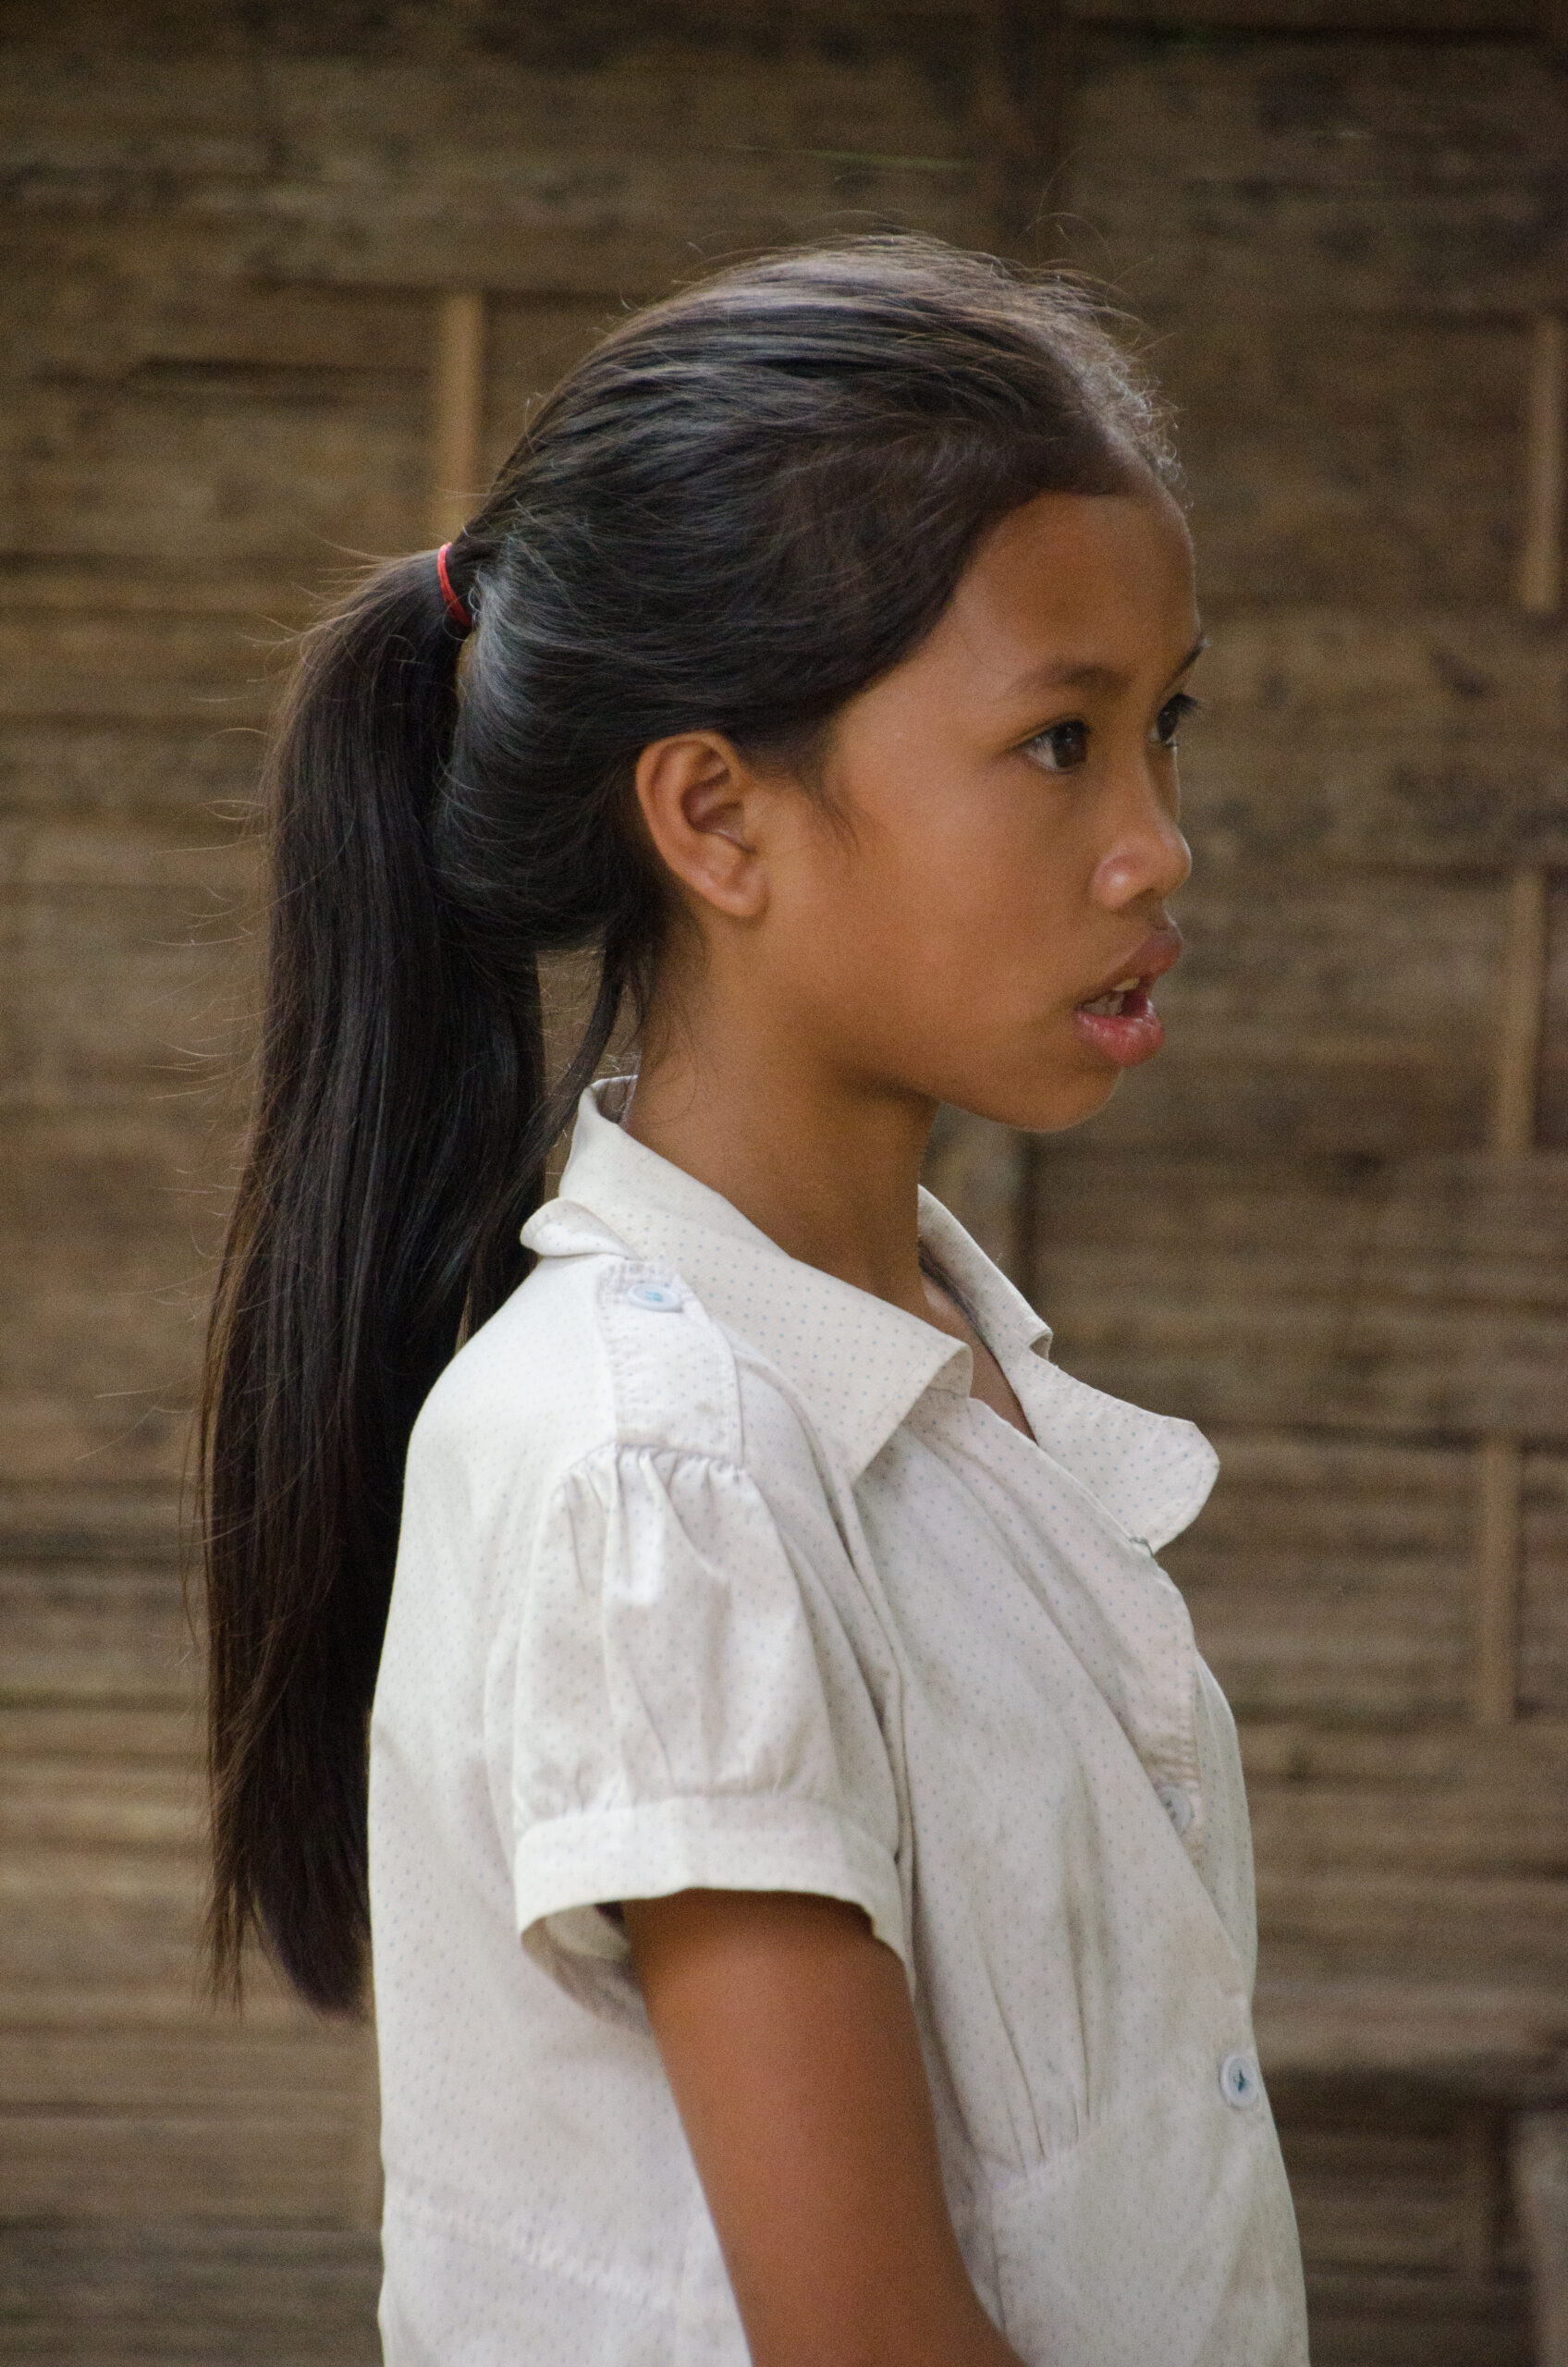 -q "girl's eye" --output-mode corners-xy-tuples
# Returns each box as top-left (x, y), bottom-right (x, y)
(1023, 718), (1089, 774)
(1154, 691), (1200, 750)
